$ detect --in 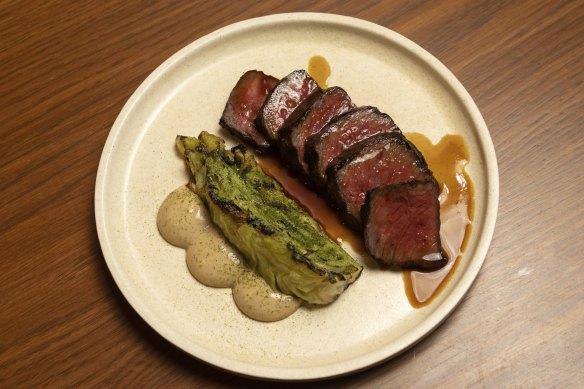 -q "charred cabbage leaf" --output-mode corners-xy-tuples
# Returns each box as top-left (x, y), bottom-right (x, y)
(176, 132), (362, 304)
